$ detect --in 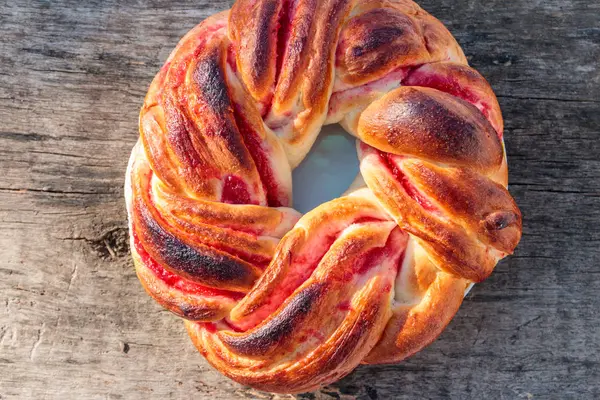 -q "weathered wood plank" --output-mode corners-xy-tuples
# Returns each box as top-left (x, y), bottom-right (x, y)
(0, 0), (599, 398)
